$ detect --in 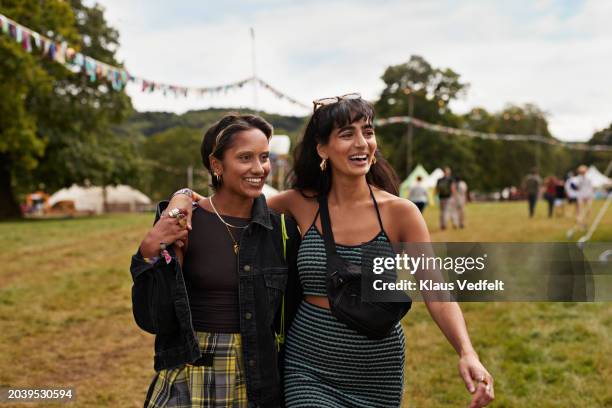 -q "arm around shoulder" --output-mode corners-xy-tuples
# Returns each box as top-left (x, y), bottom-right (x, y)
(267, 189), (309, 219)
